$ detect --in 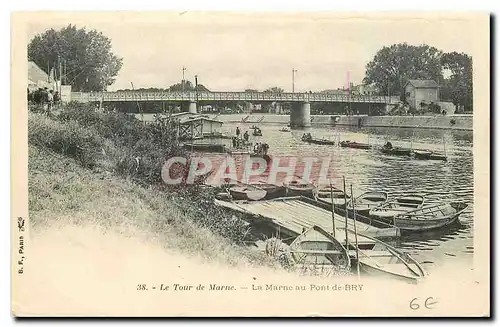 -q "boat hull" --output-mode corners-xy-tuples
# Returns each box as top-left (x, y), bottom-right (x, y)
(340, 142), (372, 150)
(414, 151), (447, 161)
(303, 139), (335, 146)
(381, 148), (412, 156)
(357, 260), (422, 284)
(229, 188), (267, 201)
(390, 202), (468, 232)
(394, 213), (462, 231)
